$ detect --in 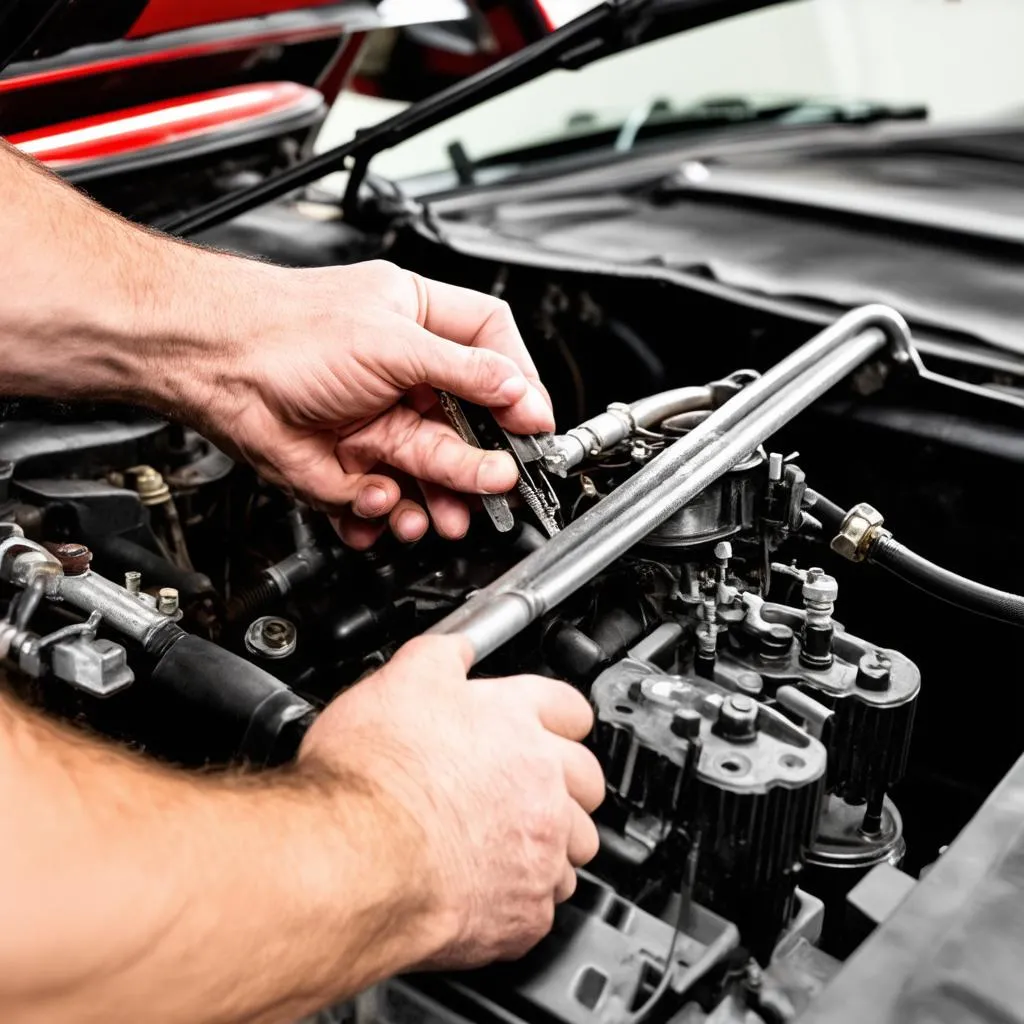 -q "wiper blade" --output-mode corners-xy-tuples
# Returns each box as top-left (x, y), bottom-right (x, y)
(613, 95), (926, 152)
(159, 0), (784, 237)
